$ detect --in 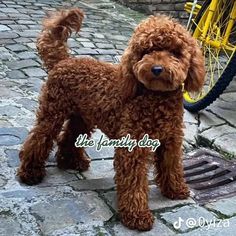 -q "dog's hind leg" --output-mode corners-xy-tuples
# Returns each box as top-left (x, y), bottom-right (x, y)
(56, 114), (91, 171)
(18, 83), (69, 185)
